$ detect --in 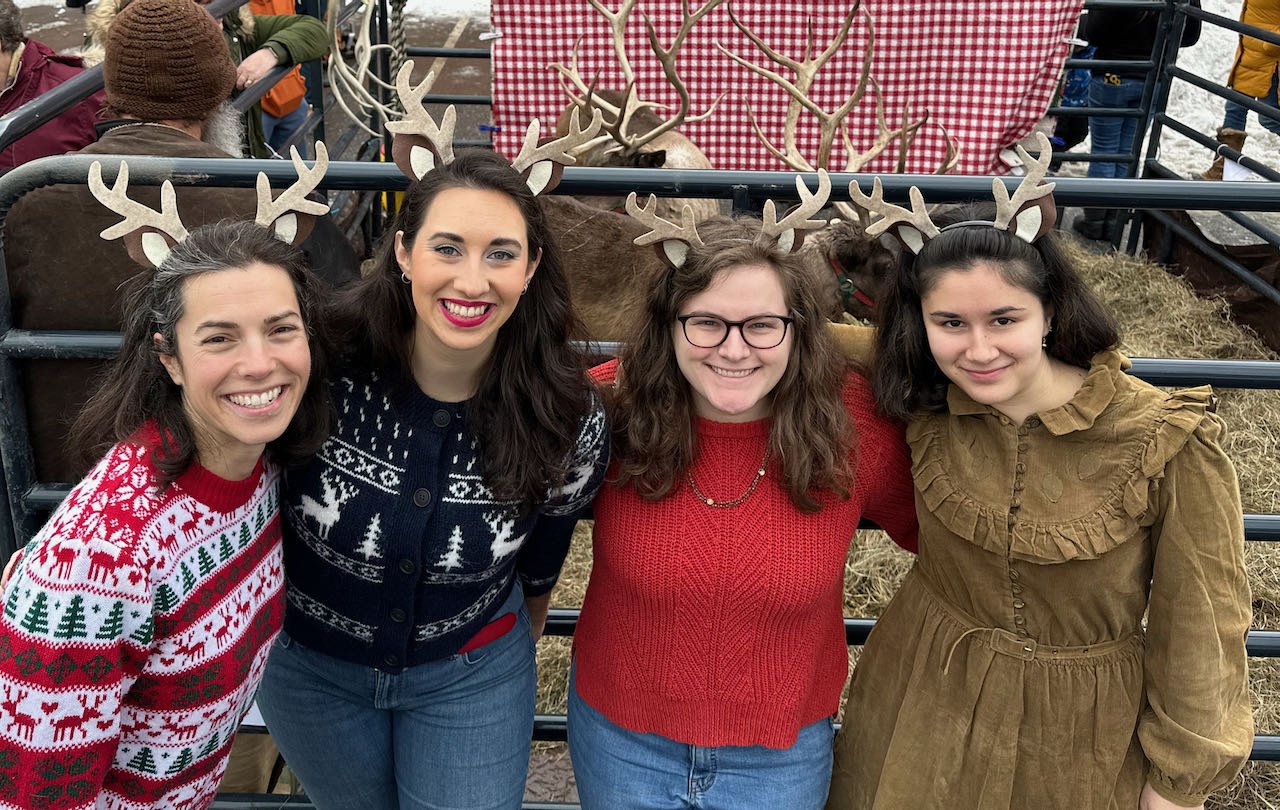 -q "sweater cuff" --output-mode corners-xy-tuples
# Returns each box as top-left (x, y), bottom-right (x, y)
(265, 42), (290, 65)
(1146, 769), (1209, 808)
(518, 571), (558, 598)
